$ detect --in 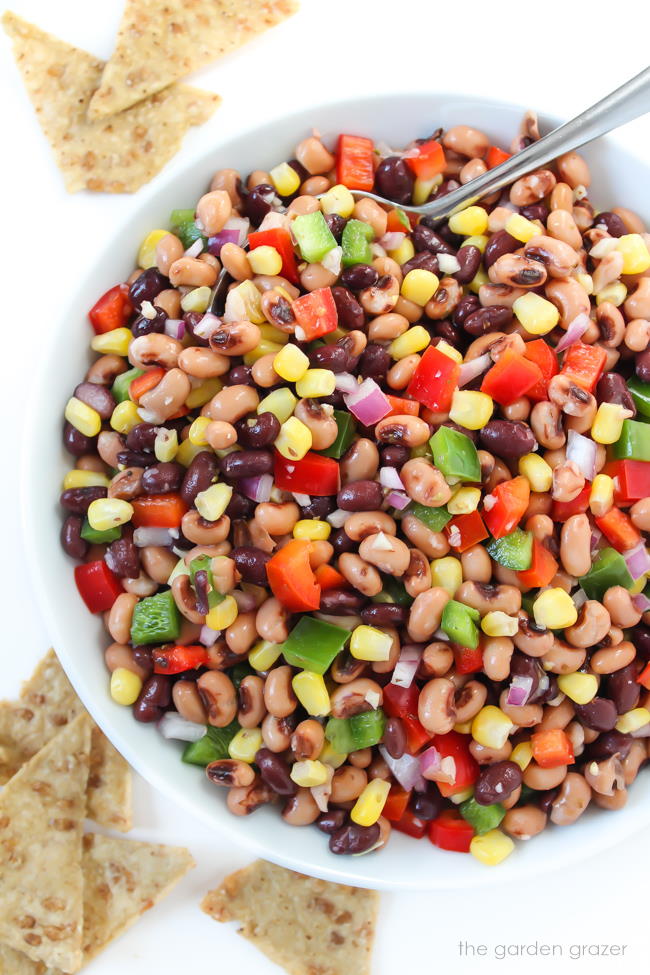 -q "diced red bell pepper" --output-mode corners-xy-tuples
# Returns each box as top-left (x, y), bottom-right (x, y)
(407, 346), (460, 412)
(454, 645), (483, 675)
(604, 460), (650, 505)
(393, 807), (428, 839)
(314, 564), (349, 591)
(88, 283), (132, 335)
(292, 287), (338, 342)
(402, 715), (433, 754)
(595, 508), (642, 553)
(531, 728), (574, 769)
(405, 139), (446, 181)
(385, 394), (420, 417)
(523, 339), (559, 402)
(129, 367), (166, 402)
(636, 661), (650, 690)
(383, 681), (419, 720)
(131, 493), (188, 528)
(273, 450), (340, 496)
(481, 351), (543, 406)
(386, 208), (411, 233)
(429, 809), (474, 852)
(482, 476), (530, 540)
(153, 645), (209, 674)
(431, 731), (479, 797)
(551, 484), (591, 522)
(445, 511), (489, 553)
(517, 538), (559, 588)
(248, 227), (299, 285)
(74, 560), (123, 614)
(382, 787), (411, 823)
(336, 134), (375, 191)
(266, 539), (321, 612)
(560, 342), (607, 393)
(486, 145), (512, 169)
